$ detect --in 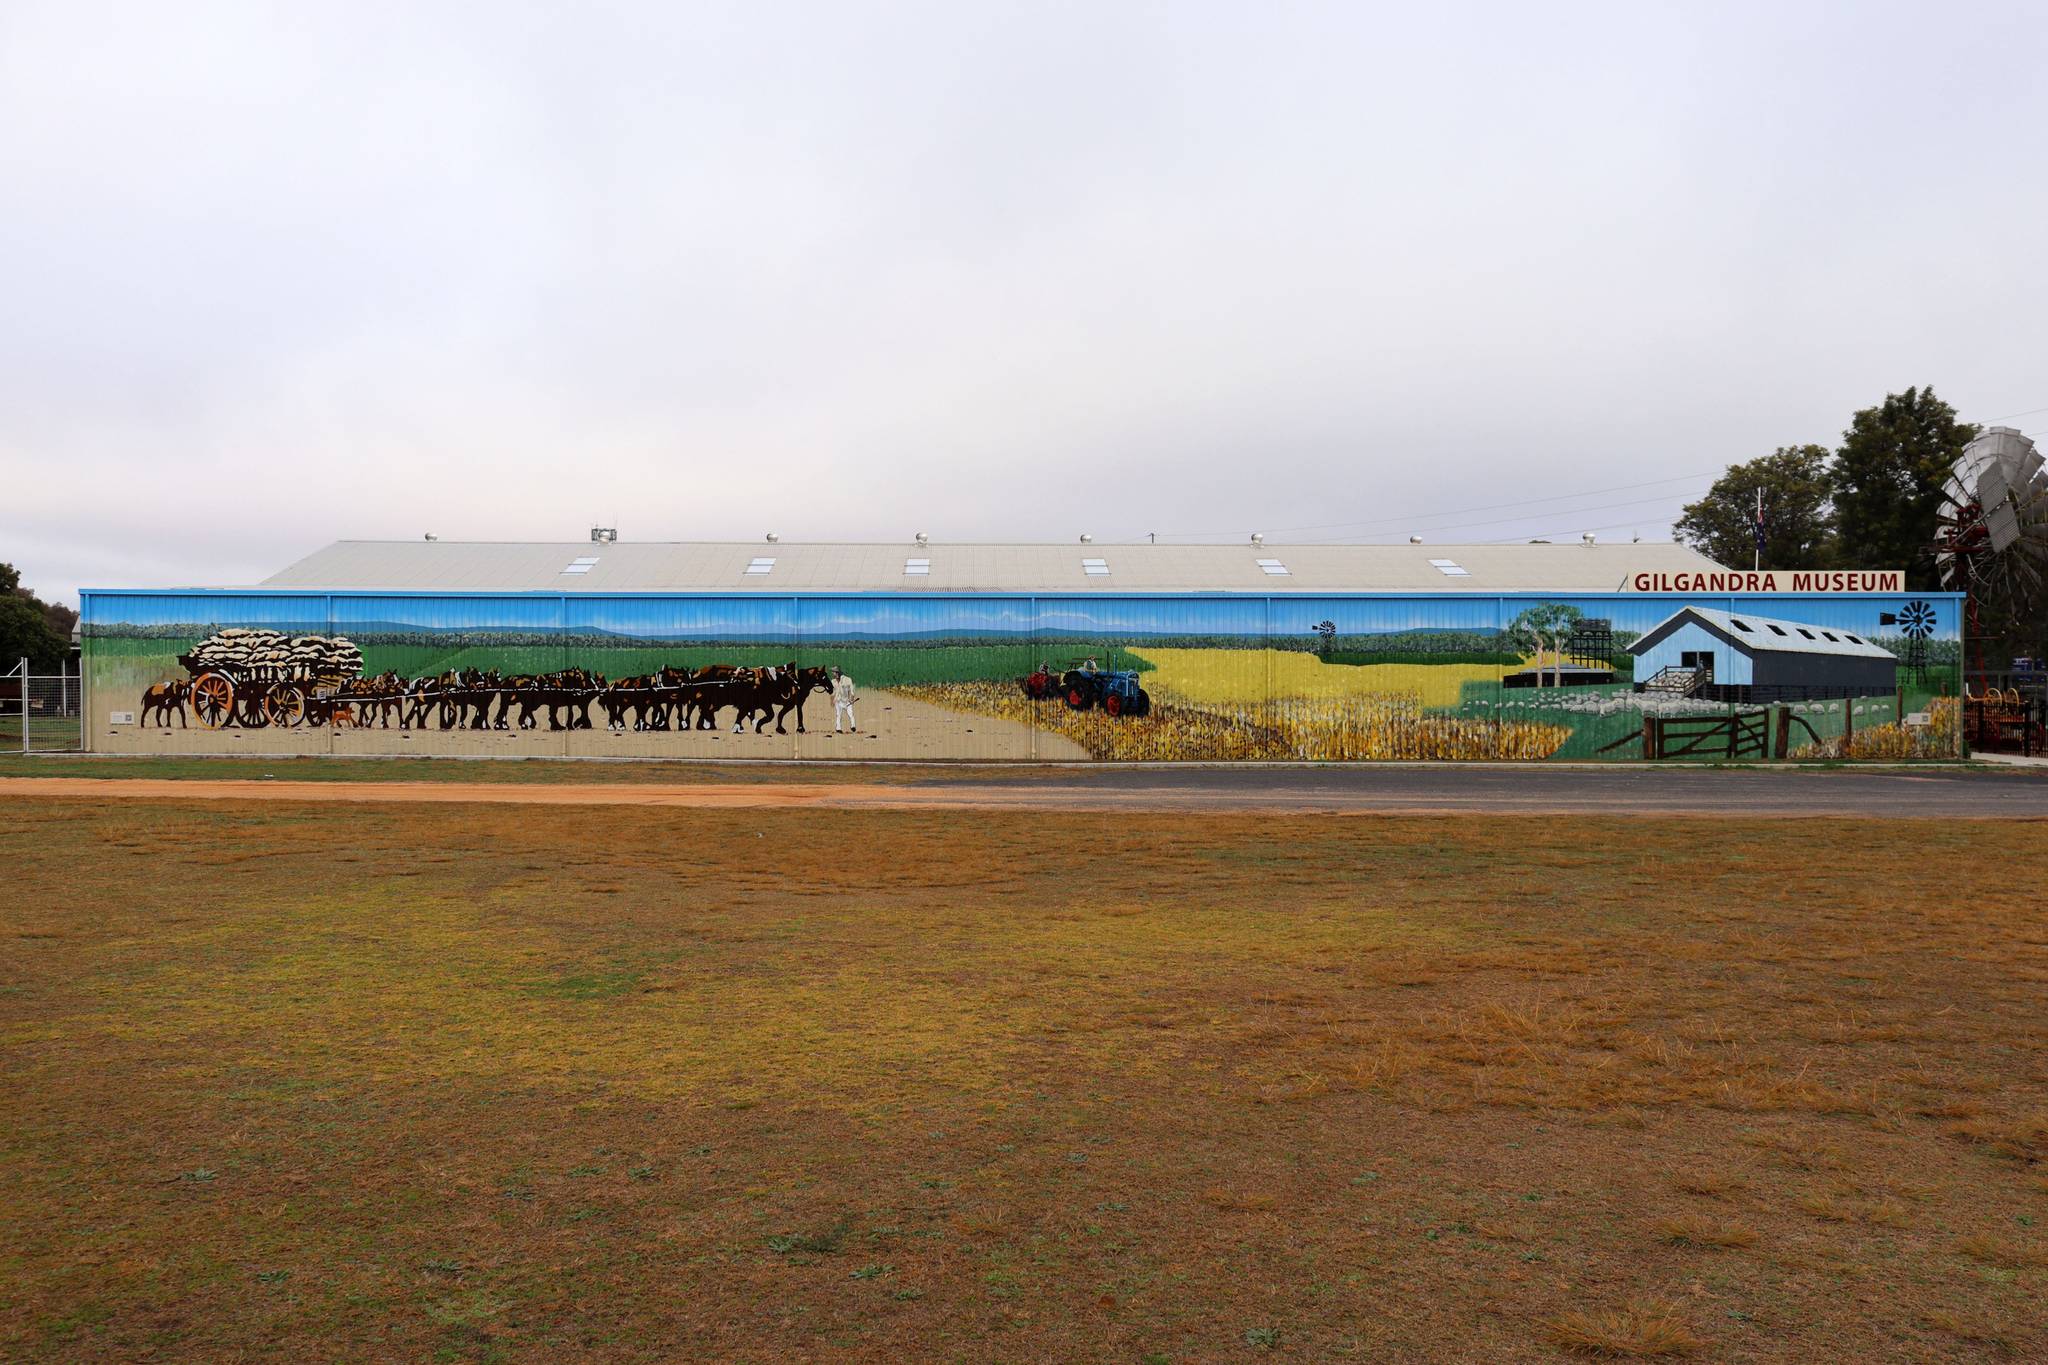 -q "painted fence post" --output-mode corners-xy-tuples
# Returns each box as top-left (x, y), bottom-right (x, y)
(1774, 705), (1791, 760)
(1641, 713), (1658, 761)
